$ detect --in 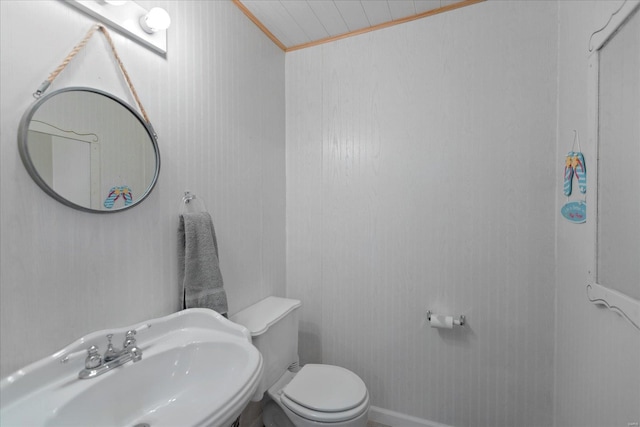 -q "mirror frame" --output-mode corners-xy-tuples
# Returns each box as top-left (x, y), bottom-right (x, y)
(18, 87), (160, 213)
(586, 0), (640, 330)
